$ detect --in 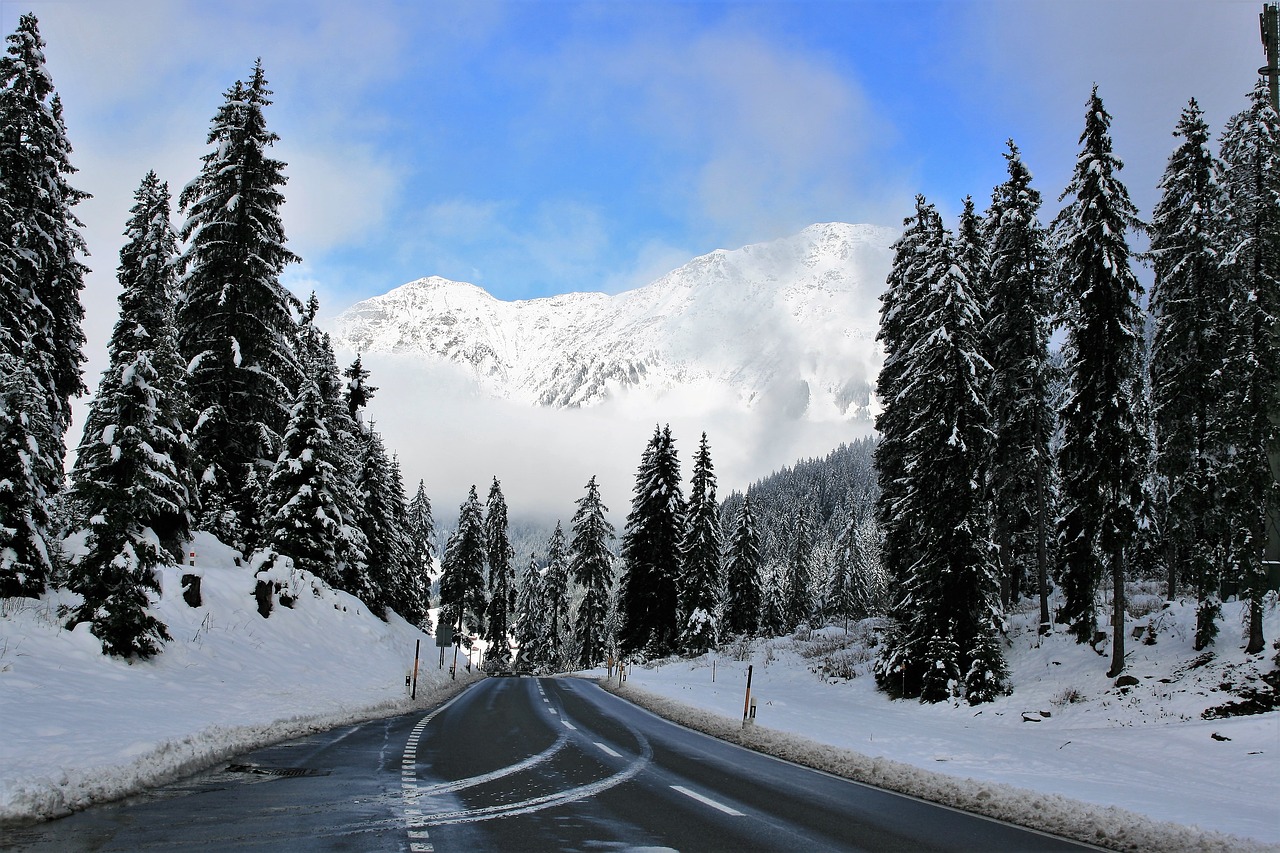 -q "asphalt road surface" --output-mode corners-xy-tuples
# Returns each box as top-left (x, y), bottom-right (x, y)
(3, 676), (1098, 851)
